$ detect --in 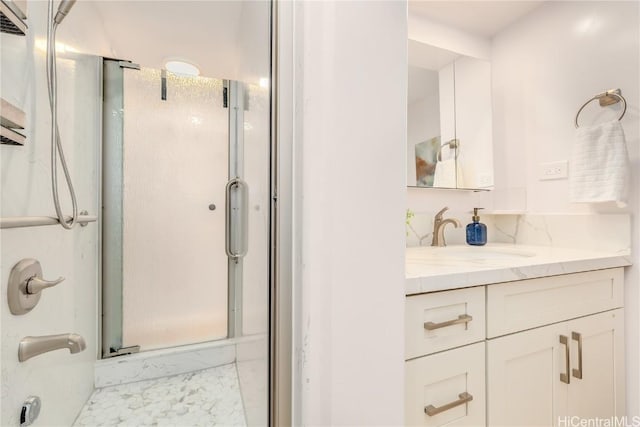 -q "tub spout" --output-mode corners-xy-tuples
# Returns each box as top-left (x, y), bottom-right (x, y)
(19, 333), (86, 362)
